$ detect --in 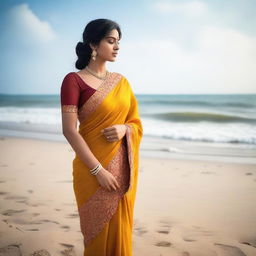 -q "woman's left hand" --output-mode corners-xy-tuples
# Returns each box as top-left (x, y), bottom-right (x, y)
(101, 124), (127, 142)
